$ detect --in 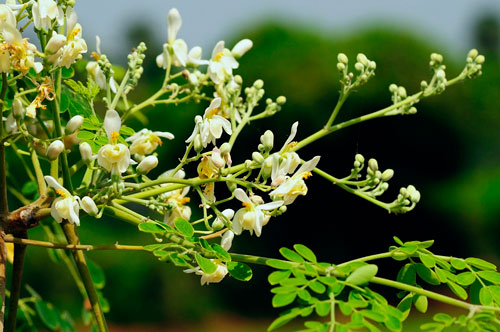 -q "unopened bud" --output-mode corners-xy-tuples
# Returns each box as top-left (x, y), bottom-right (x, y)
(436, 69), (446, 80)
(354, 62), (364, 71)
(355, 154), (365, 164)
(79, 142), (93, 164)
(381, 169), (394, 182)
(81, 196), (98, 217)
(368, 158), (378, 172)
(261, 130), (274, 150)
(211, 148), (225, 168)
(276, 96), (286, 105)
(357, 53), (368, 65)
(47, 140), (64, 160)
(226, 181), (237, 193)
(137, 155), (158, 174)
(194, 134), (203, 153)
(337, 53), (348, 64)
(212, 218), (224, 231)
(475, 55), (485, 64)
(337, 63), (345, 71)
(252, 151), (264, 164)
(12, 99), (24, 119)
(65, 115), (84, 134)
(231, 39), (253, 58)
(389, 84), (398, 93)
(397, 86), (407, 98)
(253, 79), (264, 89)
(467, 49), (478, 59)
